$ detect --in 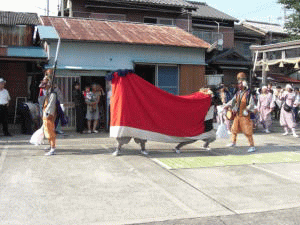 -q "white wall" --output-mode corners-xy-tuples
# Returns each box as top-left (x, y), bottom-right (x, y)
(47, 41), (206, 72)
